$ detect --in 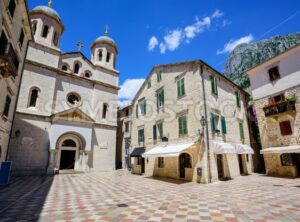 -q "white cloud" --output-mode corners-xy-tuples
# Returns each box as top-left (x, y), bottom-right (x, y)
(163, 29), (183, 51)
(148, 36), (158, 51)
(119, 79), (145, 102)
(149, 9), (226, 54)
(212, 9), (224, 19)
(217, 34), (254, 54)
(184, 16), (211, 40)
(222, 20), (231, 27)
